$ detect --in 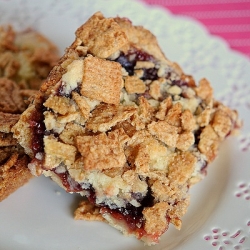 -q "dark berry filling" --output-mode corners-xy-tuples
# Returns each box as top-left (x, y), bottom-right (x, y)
(56, 82), (81, 98)
(29, 104), (46, 155)
(115, 49), (155, 77)
(115, 53), (135, 75)
(101, 188), (154, 236)
(141, 67), (159, 81)
(194, 129), (202, 146)
(102, 206), (147, 238)
(53, 169), (83, 192)
(54, 169), (156, 235)
(200, 164), (208, 176)
(171, 79), (188, 87)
